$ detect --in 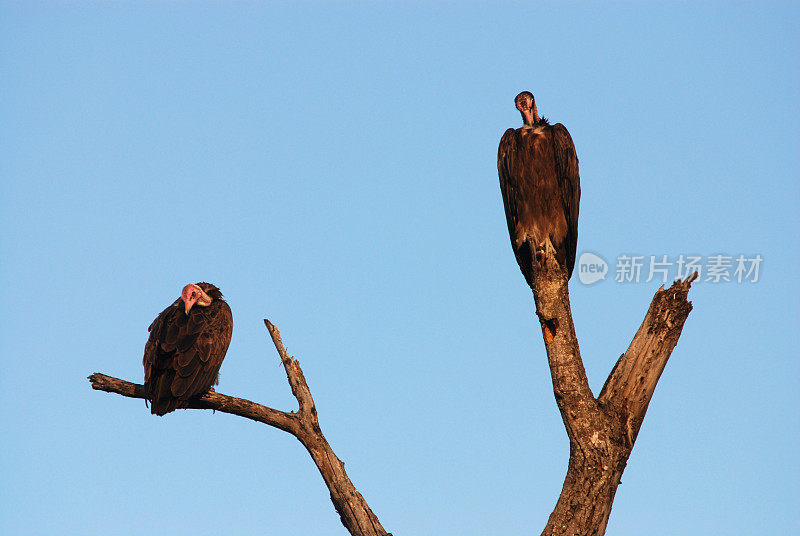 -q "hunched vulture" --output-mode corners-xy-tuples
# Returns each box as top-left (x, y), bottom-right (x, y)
(143, 282), (233, 416)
